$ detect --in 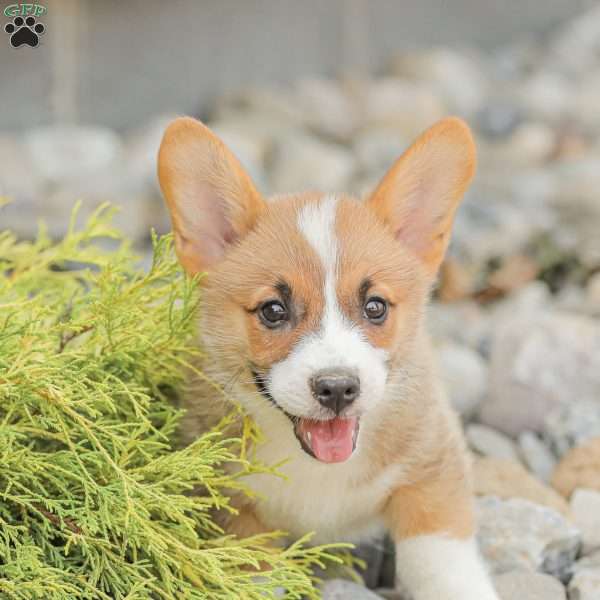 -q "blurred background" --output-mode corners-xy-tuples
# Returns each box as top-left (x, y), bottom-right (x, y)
(2, 1), (600, 595)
